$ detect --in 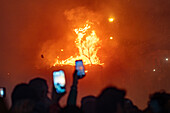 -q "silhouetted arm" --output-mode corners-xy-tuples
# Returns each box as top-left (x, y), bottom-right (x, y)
(67, 70), (78, 106)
